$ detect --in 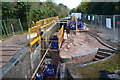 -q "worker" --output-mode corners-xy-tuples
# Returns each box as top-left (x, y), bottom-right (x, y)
(43, 67), (55, 77)
(35, 73), (43, 80)
(66, 23), (70, 37)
